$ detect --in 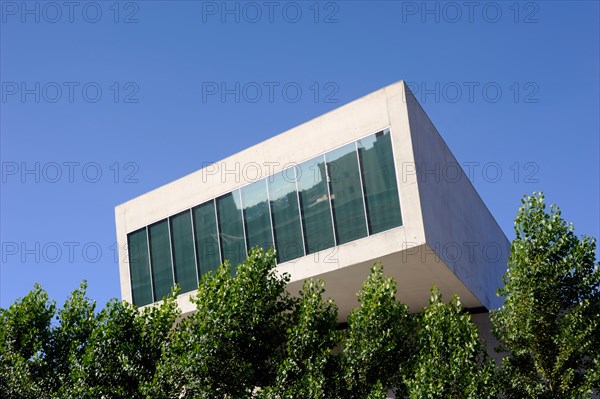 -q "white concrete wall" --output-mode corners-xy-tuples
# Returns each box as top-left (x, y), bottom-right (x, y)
(404, 83), (509, 310)
(115, 81), (508, 317)
(471, 312), (503, 364)
(115, 81), (427, 305)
